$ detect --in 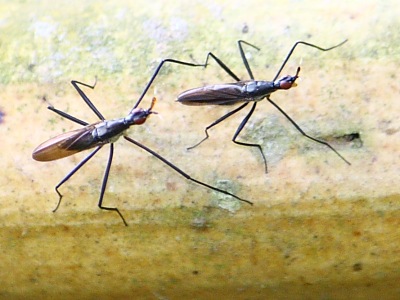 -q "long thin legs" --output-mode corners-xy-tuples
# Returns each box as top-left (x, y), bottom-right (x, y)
(273, 39), (348, 81)
(230, 102), (269, 173)
(201, 40), (260, 81)
(53, 146), (103, 212)
(47, 79), (102, 125)
(47, 106), (89, 126)
(267, 97), (351, 165)
(133, 59), (208, 109)
(97, 144), (128, 226)
(53, 144), (129, 225)
(124, 136), (253, 205)
(71, 79), (105, 120)
(187, 103), (249, 150)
